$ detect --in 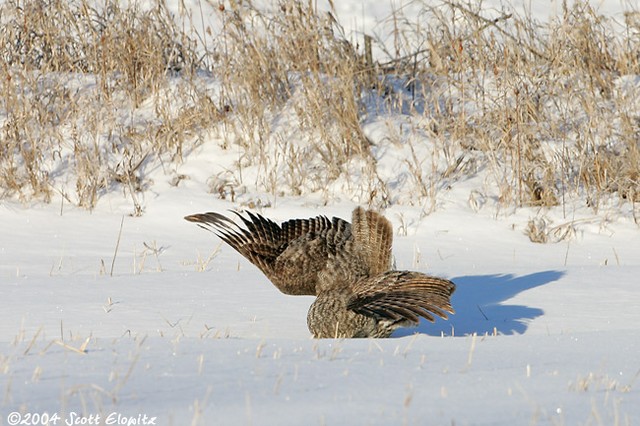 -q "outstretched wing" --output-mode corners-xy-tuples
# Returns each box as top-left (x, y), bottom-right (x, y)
(184, 210), (352, 295)
(347, 271), (455, 325)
